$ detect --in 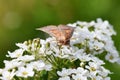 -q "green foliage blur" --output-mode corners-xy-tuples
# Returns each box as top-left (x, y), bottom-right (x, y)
(0, 0), (120, 79)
